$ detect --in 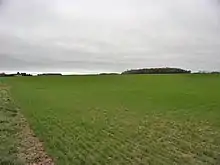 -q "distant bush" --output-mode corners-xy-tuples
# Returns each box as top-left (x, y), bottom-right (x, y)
(122, 67), (191, 75)
(20, 73), (32, 76)
(211, 72), (220, 74)
(99, 73), (119, 76)
(194, 71), (220, 74)
(37, 73), (62, 76)
(0, 73), (6, 77)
